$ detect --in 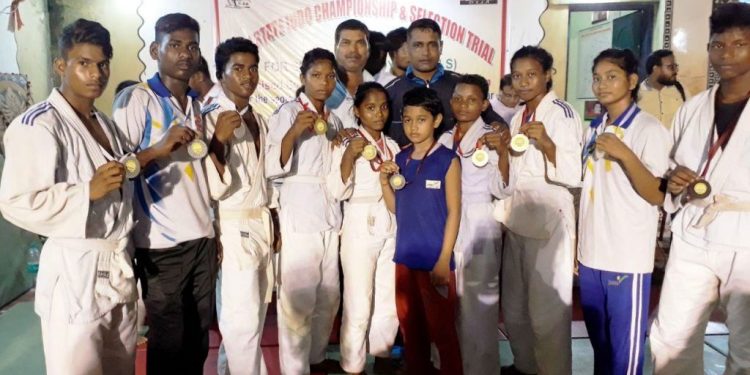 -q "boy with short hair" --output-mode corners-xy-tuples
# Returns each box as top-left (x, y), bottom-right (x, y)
(0, 19), (138, 374)
(380, 86), (463, 375)
(202, 36), (273, 375)
(113, 13), (217, 374)
(650, 3), (750, 373)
